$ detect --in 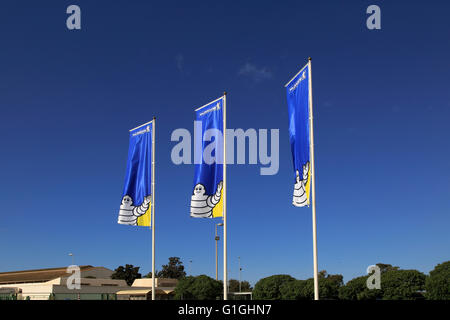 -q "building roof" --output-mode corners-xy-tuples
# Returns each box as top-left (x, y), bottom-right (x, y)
(0, 266), (96, 285)
(116, 288), (175, 295)
(116, 289), (152, 295)
(132, 278), (178, 287)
